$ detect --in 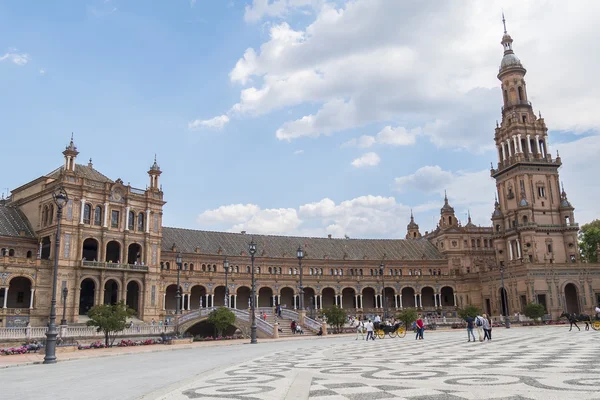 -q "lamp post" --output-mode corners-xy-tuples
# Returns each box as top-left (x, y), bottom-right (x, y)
(380, 263), (387, 320)
(43, 186), (68, 364)
(297, 246), (304, 311)
(500, 264), (511, 328)
(60, 287), (68, 326)
(175, 252), (182, 335)
(249, 239), (257, 344)
(224, 258), (230, 307)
